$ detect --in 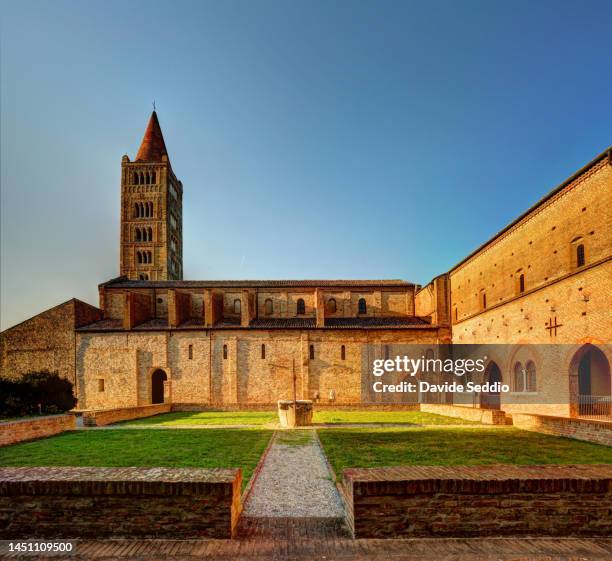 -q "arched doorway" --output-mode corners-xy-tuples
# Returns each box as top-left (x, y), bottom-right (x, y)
(571, 345), (611, 418)
(151, 369), (167, 404)
(480, 362), (501, 410)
